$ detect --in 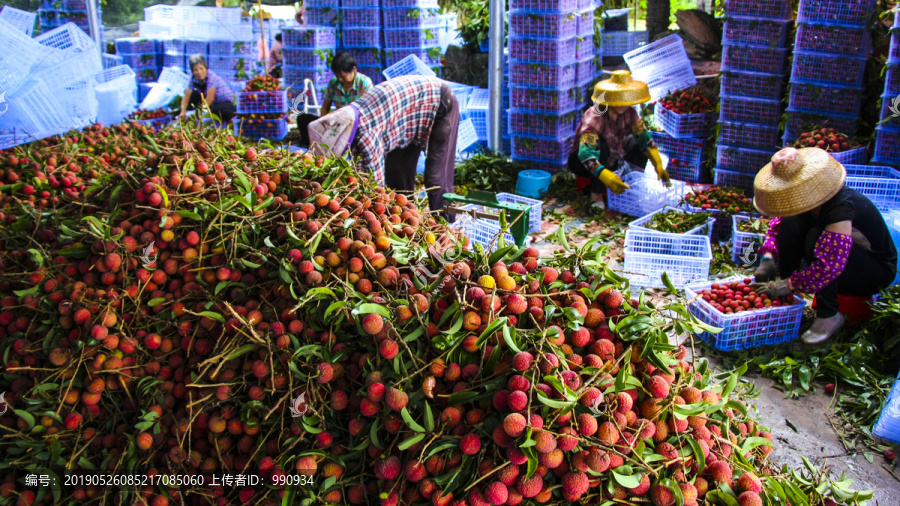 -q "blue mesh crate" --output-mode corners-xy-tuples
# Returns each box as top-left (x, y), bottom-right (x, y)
(454, 192), (542, 234)
(347, 47), (384, 66)
(788, 83), (863, 118)
(385, 48), (443, 67)
(384, 28), (440, 48)
(622, 34), (697, 103)
(509, 107), (579, 140)
(514, 158), (568, 173)
(283, 48), (334, 68)
(891, 31), (899, 62)
(721, 44), (787, 74)
(512, 135), (575, 164)
(723, 0), (791, 19)
(383, 53), (438, 79)
(795, 23), (872, 57)
(283, 65), (332, 90)
(601, 8), (631, 30)
(237, 90), (289, 114)
(452, 208), (533, 252)
(135, 67), (160, 83)
(716, 145), (778, 173)
(719, 95), (782, 126)
(873, 374), (900, 444)
(879, 94), (900, 132)
(796, 0), (876, 28)
(466, 89), (490, 138)
(510, 86), (581, 113)
(718, 121), (781, 151)
(845, 176), (900, 213)
(608, 172), (686, 217)
(305, 7), (338, 26)
(714, 168), (756, 197)
(602, 31), (649, 57)
(208, 55), (258, 73)
(654, 101), (715, 139)
(650, 131), (708, 182)
(509, 0), (578, 12)
(343, 8), (382, 27)
(208, 39), (255, 55)
(161, 38), (184, 54)
(887, 65), (900, 96)
(790, 52), (867, 88)
(624, 229), (712, 289)
(630, 206), (715, 236)
(732, 215), (767, 265)
(722, 17), (790, 47)
(684, 201), (752, 241)
(509, 11), (578, 39)
(685, 277), (805, 351)
(510, 62), (578, 88)
(161, 53), (185, 70)
(383, 7), (442, 28)
(41, 0), (87, 9)
(306, 0), (340, 6)
(343, 28), (382, 47)
(358, 66), (385, 85)
(343, 0), (381, 6)
(118, 53), (159, 69)
(115, 37), (157, 54)
(510, 36), (580, 64)
(576, 58), (599, 85)
(828, 146), (868, 165)
(384, 0), (439, 6)
(233, 116), (289, 140)
(283, 26), (337, 48)
(782, 111), (857, 144)
(183, 39), (208, 55)
(576, 9), (594, 38)
(875, 127), (900, 165)
(844, 165), (900, 179)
